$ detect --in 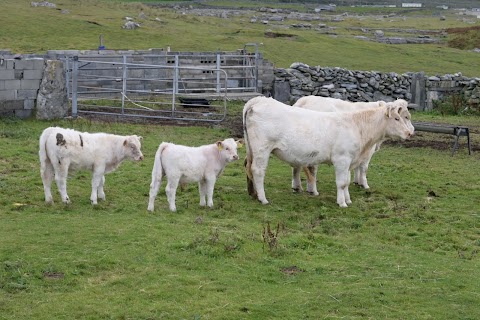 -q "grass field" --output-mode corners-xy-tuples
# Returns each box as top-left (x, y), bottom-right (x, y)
(1, 0), (479, 76)
(0, 111), (479, 319)
(1, 0), (480, 318)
